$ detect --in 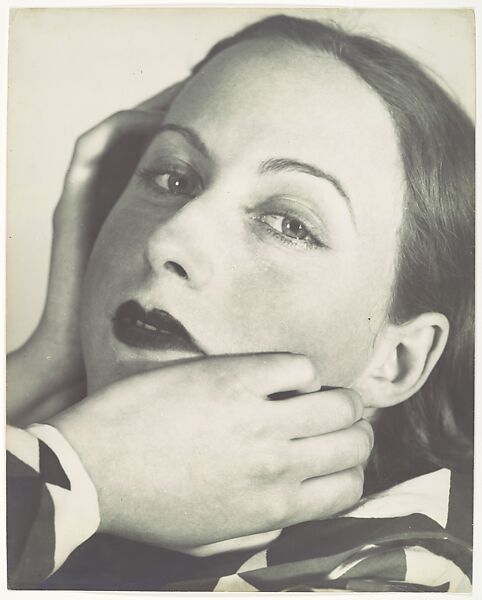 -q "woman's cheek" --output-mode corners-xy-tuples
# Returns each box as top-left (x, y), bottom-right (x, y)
(91, 207), (147, 276)
(81, 211), (140, 324)
(235, 257), (378, 386)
